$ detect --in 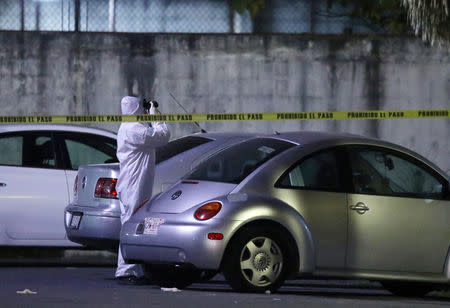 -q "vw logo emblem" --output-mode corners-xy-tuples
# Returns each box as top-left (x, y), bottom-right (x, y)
(81, 176), (87, 189)
(171, 190), (182, 200)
